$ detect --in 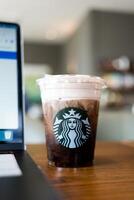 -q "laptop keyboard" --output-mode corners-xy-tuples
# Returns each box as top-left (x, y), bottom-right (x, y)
(0, 154), (22, 177)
